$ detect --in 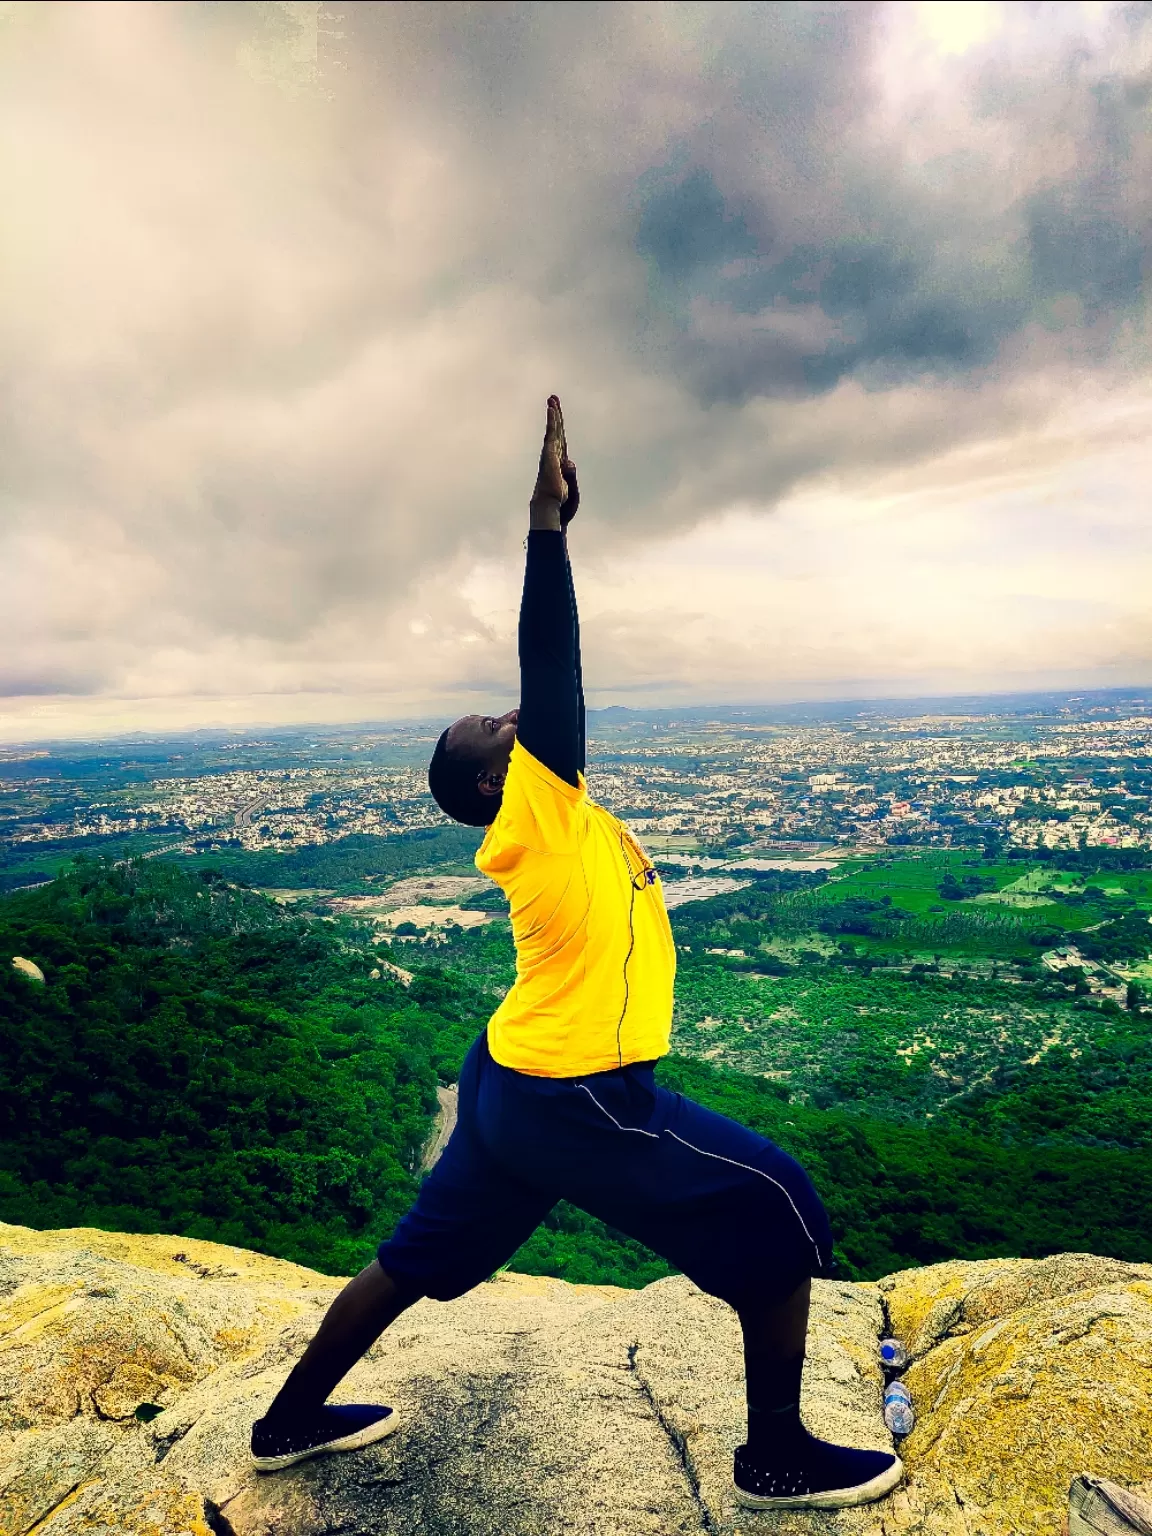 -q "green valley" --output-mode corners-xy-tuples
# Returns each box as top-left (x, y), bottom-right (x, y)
(4, 834), (1152, 1292)
(3, 695), (1151, 1290)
